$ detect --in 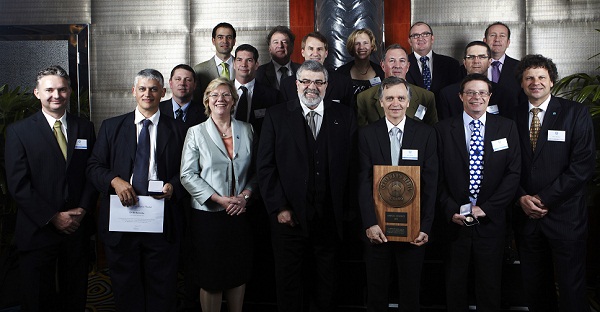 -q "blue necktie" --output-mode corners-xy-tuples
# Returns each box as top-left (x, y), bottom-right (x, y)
(468, 120), (484, 199)
(132, 119), (151, 196)
(390, 127), (401, 165)
(420, 56), (432, 91)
